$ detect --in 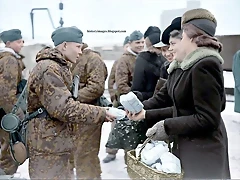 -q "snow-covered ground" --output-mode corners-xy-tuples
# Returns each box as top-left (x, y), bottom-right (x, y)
(11, 60), (240, 179)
